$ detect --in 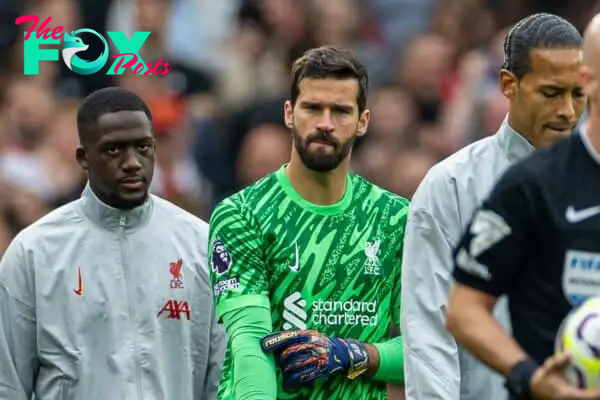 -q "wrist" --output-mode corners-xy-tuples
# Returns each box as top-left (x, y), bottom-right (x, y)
(341, 339), (370, 379)
(505, 357), (539, 399)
